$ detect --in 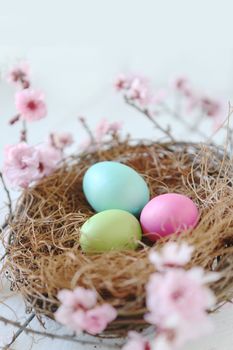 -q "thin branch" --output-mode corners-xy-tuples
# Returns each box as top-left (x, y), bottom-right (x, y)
(0, 315), (121, 349)
(1, 220), (9, 231)
(20, 119), (28, 142)
(0, 221), (9, 261)
(0, 173), (13, 262)
(0, 172), (12, 218)
(78, 117), (96, 144)
(3, 313), (35, 350)
(161, 103), (207, 139)
(124, 96), (175, 142)
(9, 114), (20, 125)
(0, 251), (8, 262)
